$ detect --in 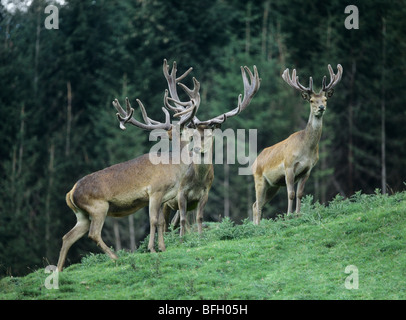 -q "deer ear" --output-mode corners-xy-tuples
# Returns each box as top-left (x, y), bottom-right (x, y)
(326, 89), (334, 98)
(301, 92), (310, 101)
